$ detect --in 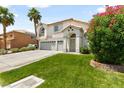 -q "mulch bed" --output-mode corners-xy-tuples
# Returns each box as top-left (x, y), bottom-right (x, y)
(90, 60), (124, 73)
